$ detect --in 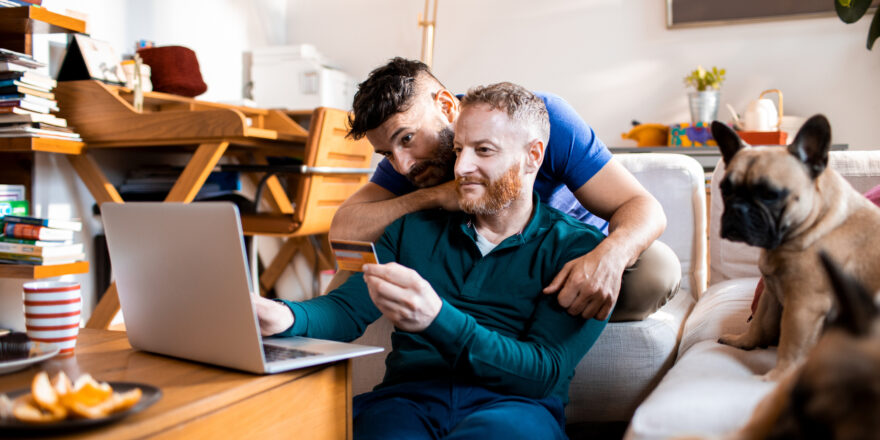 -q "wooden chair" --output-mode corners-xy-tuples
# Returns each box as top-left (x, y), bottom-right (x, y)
(238, 107), (374, 294)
